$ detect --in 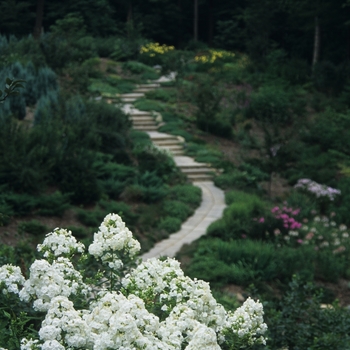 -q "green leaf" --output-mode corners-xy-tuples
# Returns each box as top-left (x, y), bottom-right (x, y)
(5, 78), (12, 85)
